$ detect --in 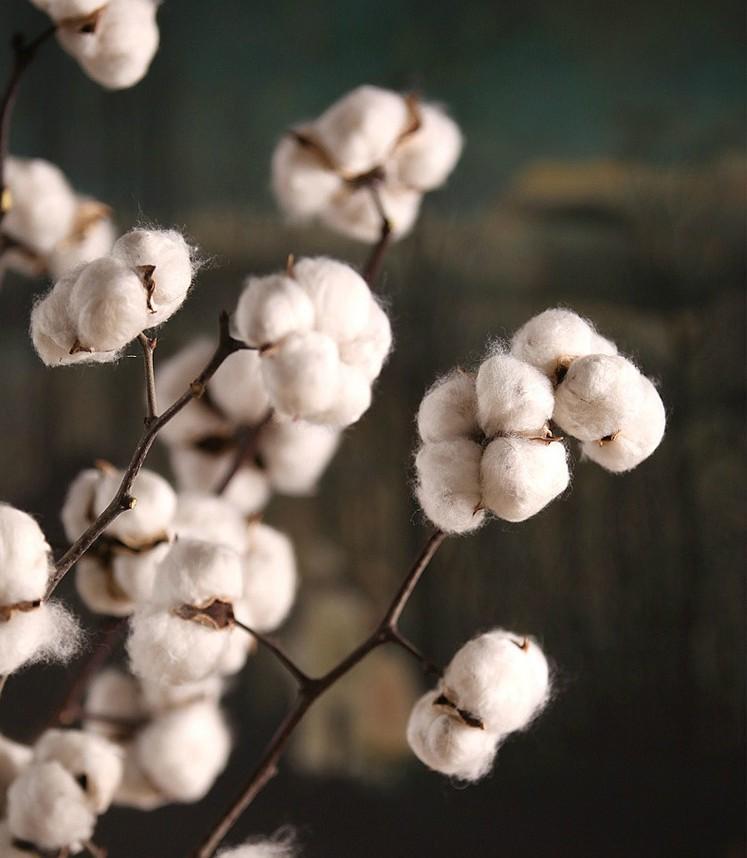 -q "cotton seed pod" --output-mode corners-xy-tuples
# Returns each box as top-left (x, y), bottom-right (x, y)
(6, 761), (95, 851)
(581, 374), (666, 472)
(208, 350), (272, 427)
(47, 198), (116, 280)
(481, 436), (569, 522)
(415, 439), (485, 534)
(172, 493), (250, 554)
(294, 257), (372, 343)
(92, 467), (176, 548)
(236, 524), (297, 633)
(406, 690), (499, 782)
(34, 729), (123, 814)
(0, 736), (32, 814)
(442, 630), (551, 735)
(110, 228), (193, 325)
(233, 273), (315, 349)
(511, 308), (617, 378)
(553, 354), (646, 442)
(139, 674), (224, 713)
(319, 182), (422, 244)
(75, 556), (134, 617)
(271, 132), (343, 219)
(392, 102), (463, 191)
(60, 468), (99, 542)
(112, 747), (165, 811)
(0, 602), (81, 676)
(217, 834), (297, 858)
(84, 668), (145, 740)
(56, 0), (160, 90)
(475, 353), (555, 436)
(314, 363), (372, 428)
(261, 330), (340, 420)
(258, 418), (340, 496)
(337, 297), (393, 384)
(0, 505), (51, 604)
(417, 371), (479, 443)
(133, 700), (231, 803)
(2, 157), (77, 256)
